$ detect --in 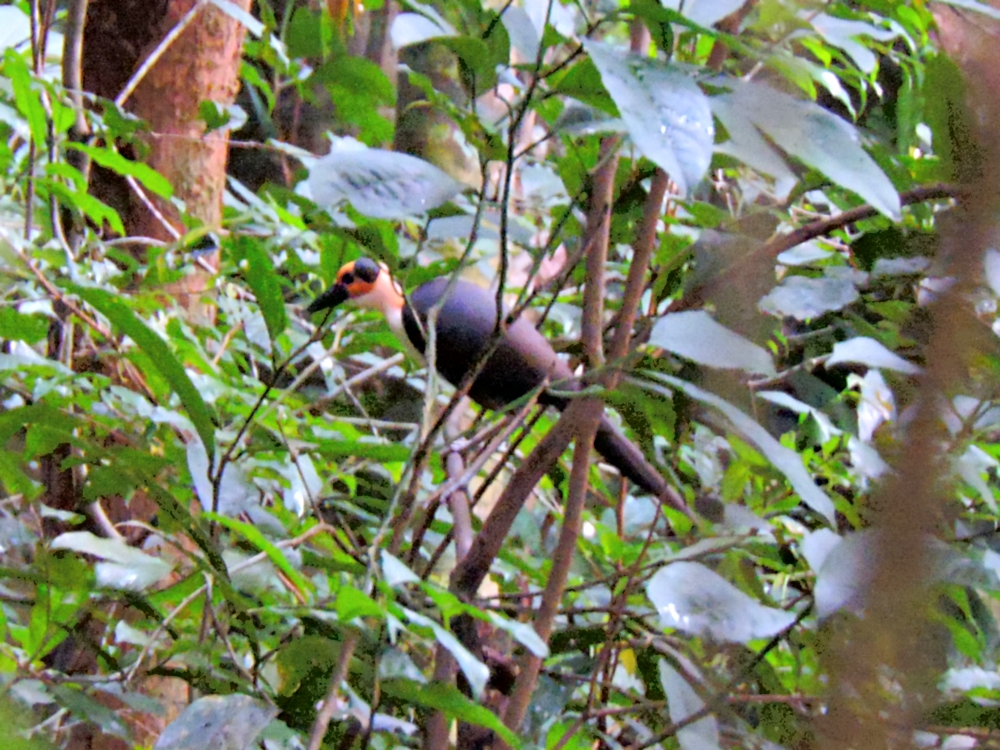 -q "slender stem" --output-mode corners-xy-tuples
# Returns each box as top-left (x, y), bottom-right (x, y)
(307, 630), (361, 750)
(608, 169), (669, 374)
(62, 0), (89, 135)
(116, 0), (210, 107)
(501, 131), (619, 741)
(682, 184), (961, 310)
